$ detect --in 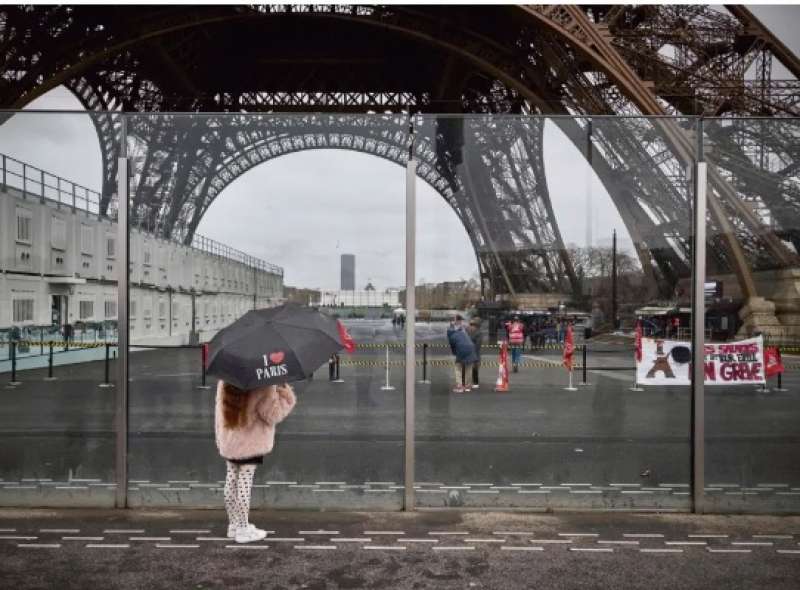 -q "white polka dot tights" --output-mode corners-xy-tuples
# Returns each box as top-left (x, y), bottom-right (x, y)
(224, 461), (256, 530)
